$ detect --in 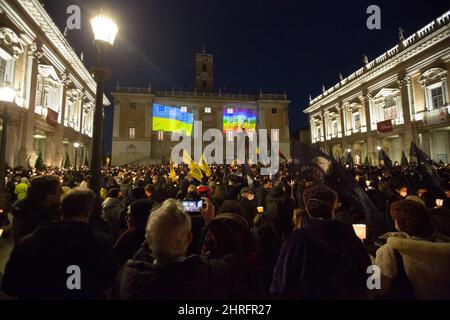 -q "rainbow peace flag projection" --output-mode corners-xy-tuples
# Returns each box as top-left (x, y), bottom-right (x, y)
(152, 104), (194, 136)
(223, 109), (256, 133)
